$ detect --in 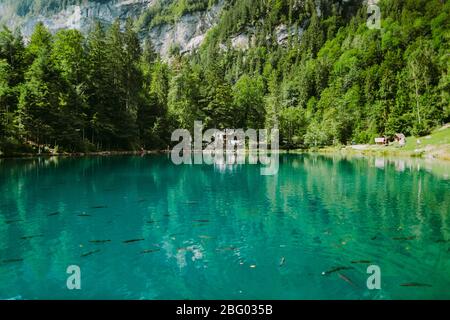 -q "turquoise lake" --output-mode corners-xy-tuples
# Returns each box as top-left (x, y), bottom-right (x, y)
(0, 154), (449, 300)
